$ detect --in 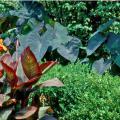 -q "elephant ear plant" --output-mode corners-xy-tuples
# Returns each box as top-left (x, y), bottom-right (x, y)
(0, 46), (63, 120)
